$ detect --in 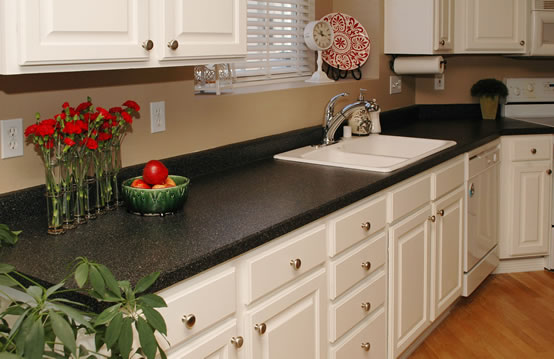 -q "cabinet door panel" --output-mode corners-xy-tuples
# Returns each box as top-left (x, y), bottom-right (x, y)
(510, 162), (551, 256)
(431, 188), (463, 321)
(434, 0), (454, 51)
(18, 0), (150, 65)
(161, 0), (246, 60)
(463, 0), (526, 52)
(389, 205), (432, 357)
(167, 320), (238, 359)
